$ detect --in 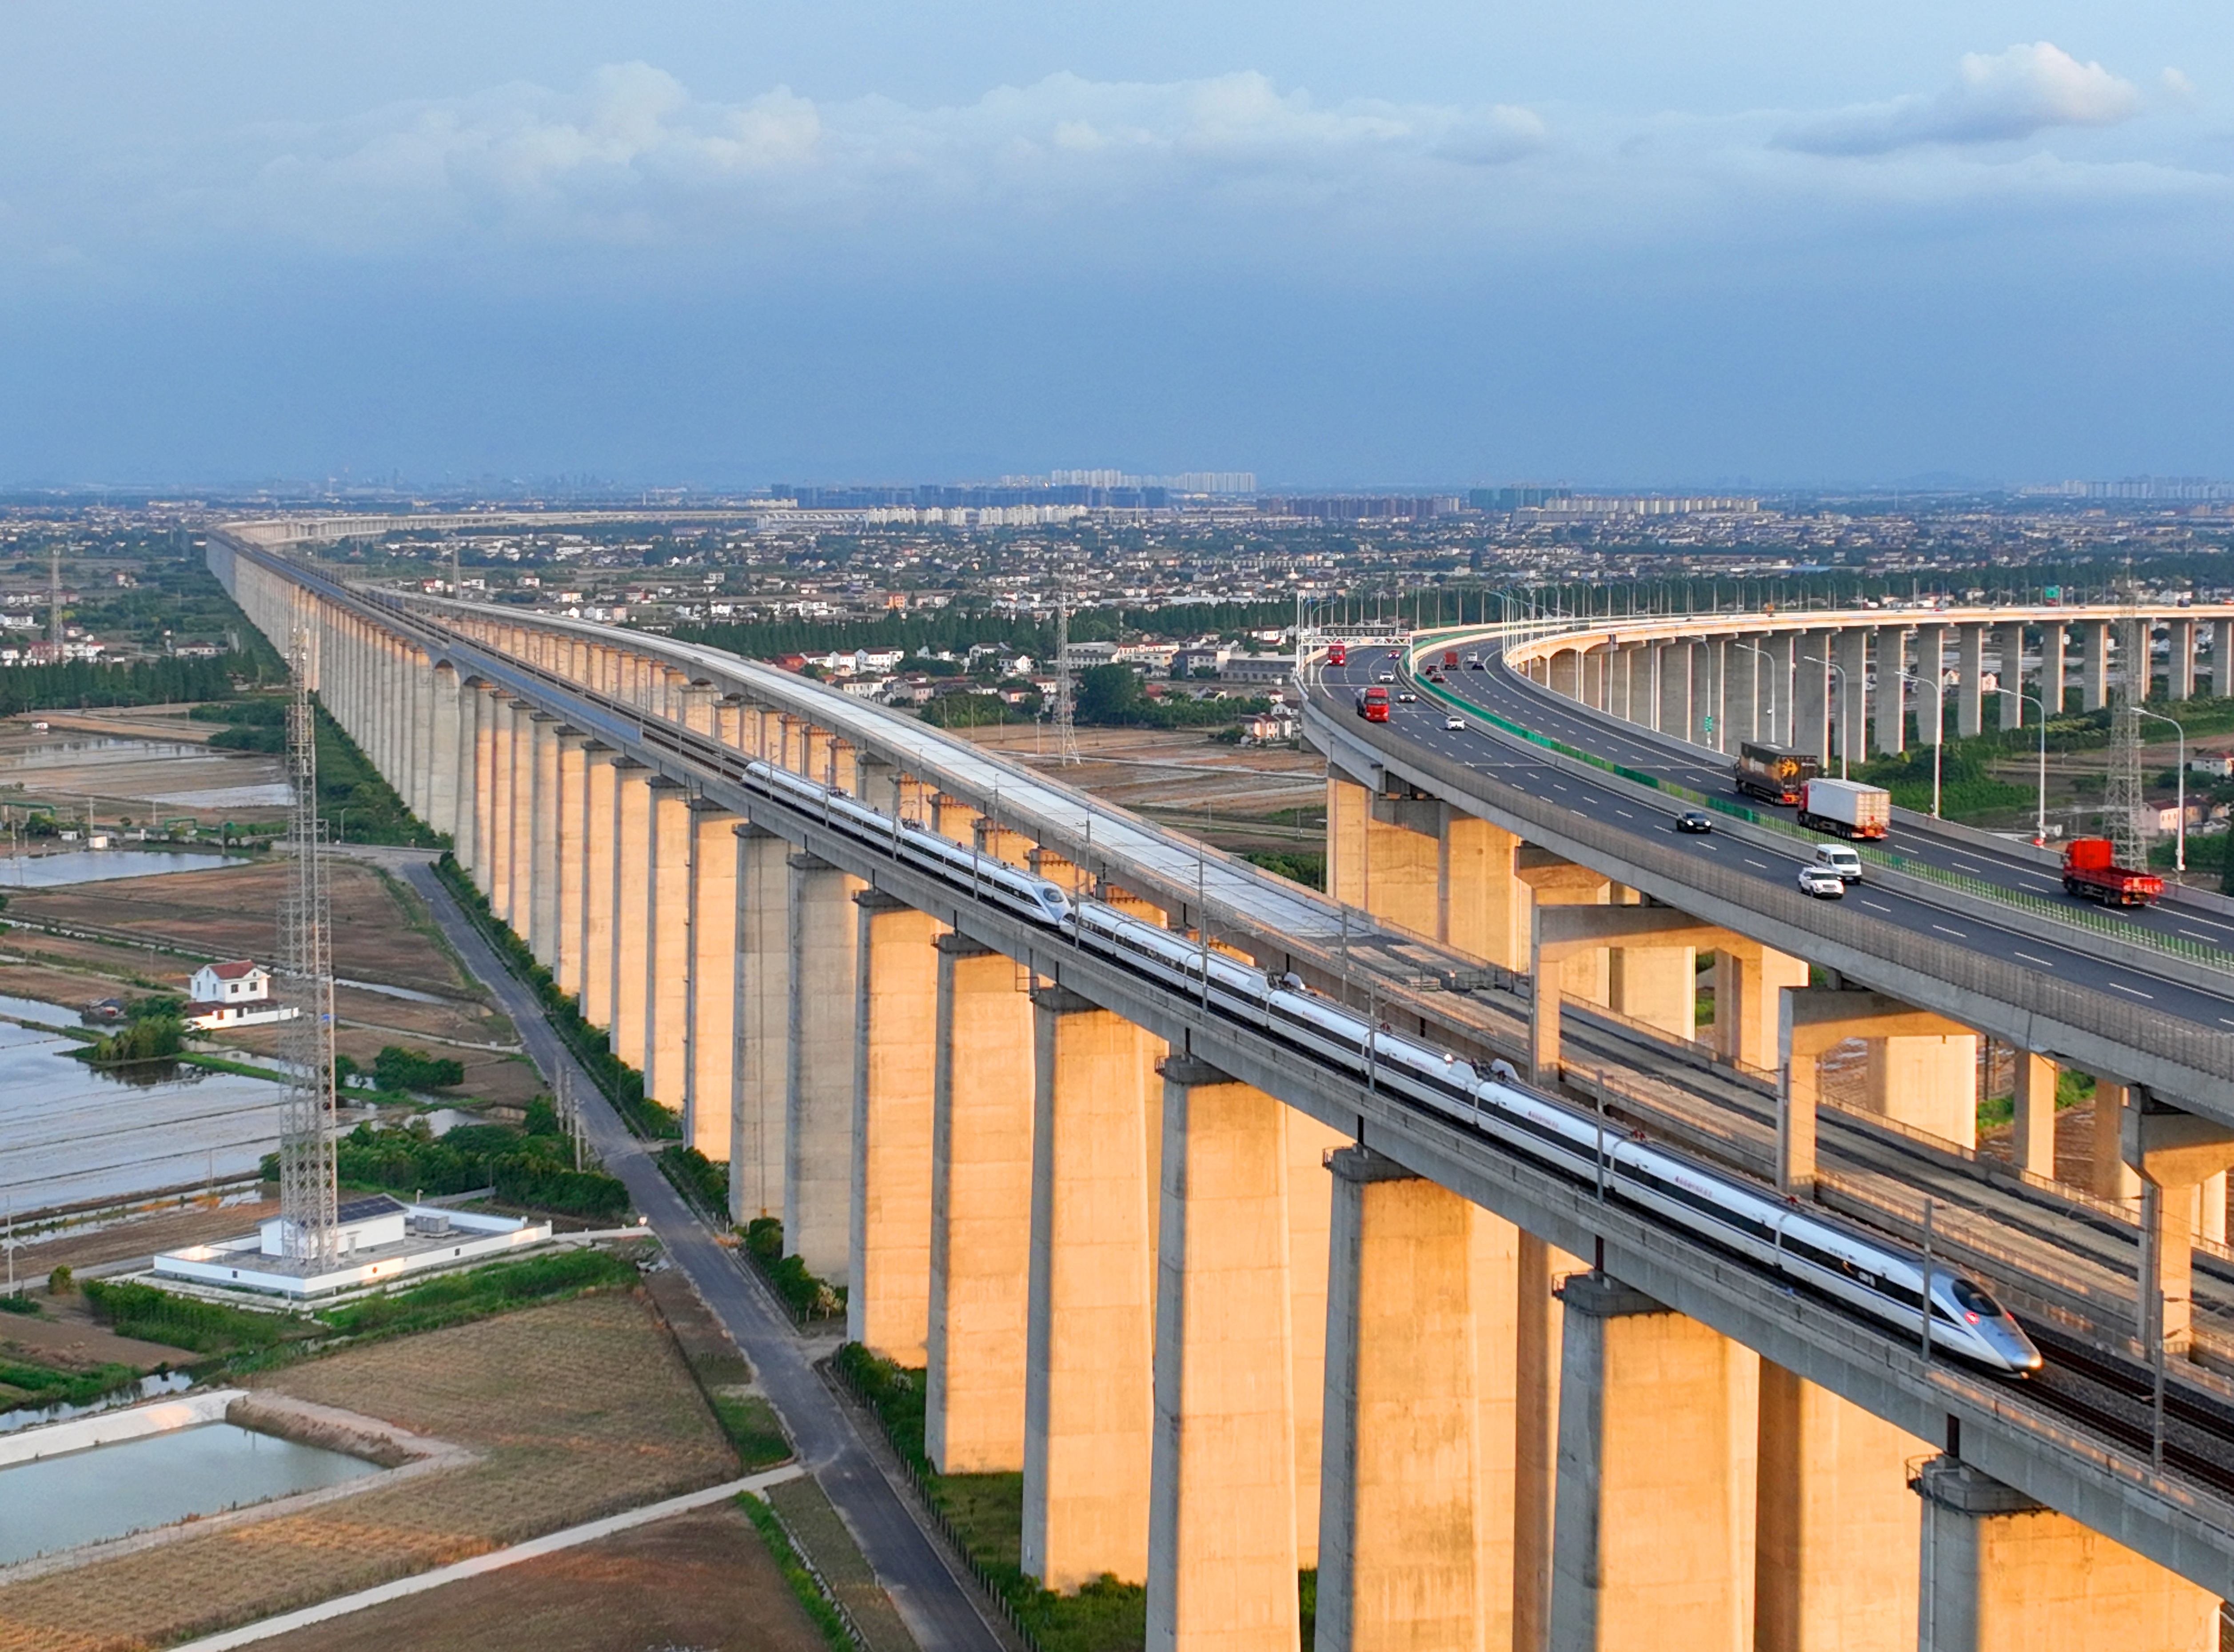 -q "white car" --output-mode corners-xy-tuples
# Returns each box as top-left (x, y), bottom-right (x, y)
(1376, 670), (1396, 683)
(1444, 714), (1466, 731)
(1813, 844), (1864, 882)
(1797, 865), (1846, 899)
